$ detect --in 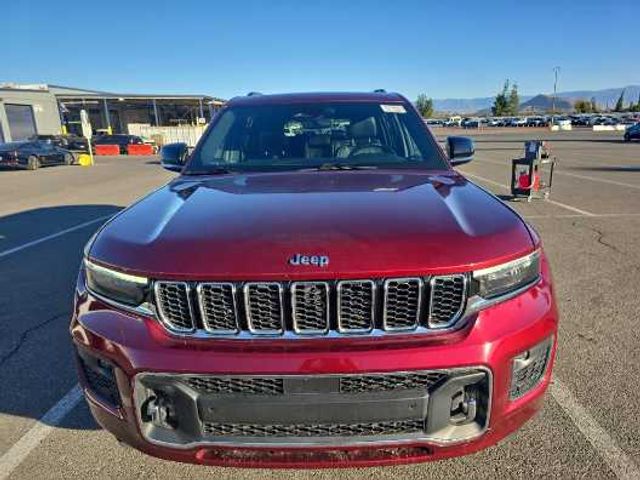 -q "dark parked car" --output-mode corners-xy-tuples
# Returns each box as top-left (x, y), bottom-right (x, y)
(93, 134), (144, 154)
(624, 123), (640, 141)
(0, 140), (74, 170)
(30, 134), (90, 152)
